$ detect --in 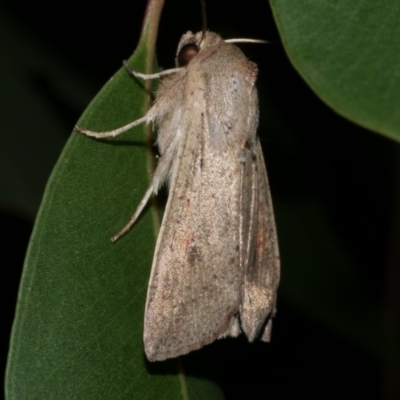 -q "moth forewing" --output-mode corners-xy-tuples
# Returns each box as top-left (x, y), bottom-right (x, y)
(240, 139), (280, 341)
(75, 30), (280, 362)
